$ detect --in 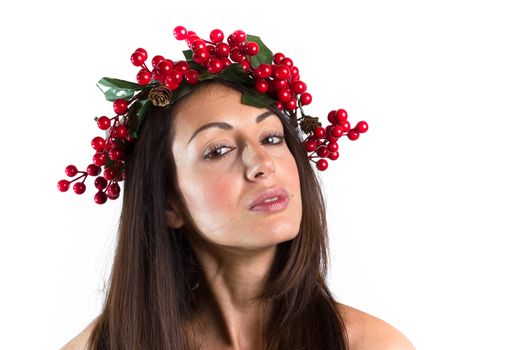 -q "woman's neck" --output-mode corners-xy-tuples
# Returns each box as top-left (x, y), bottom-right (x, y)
(188, 238), (276, 349)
